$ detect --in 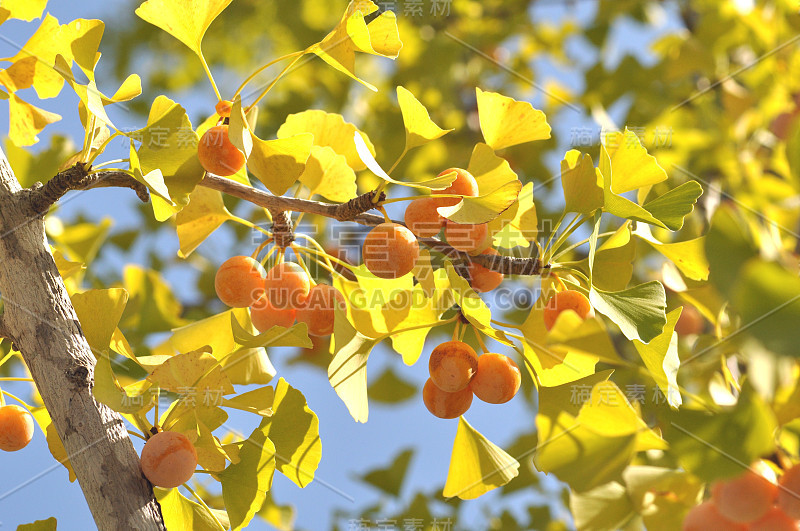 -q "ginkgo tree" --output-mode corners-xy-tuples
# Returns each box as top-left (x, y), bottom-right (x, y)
(1, 0), (798, 530)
